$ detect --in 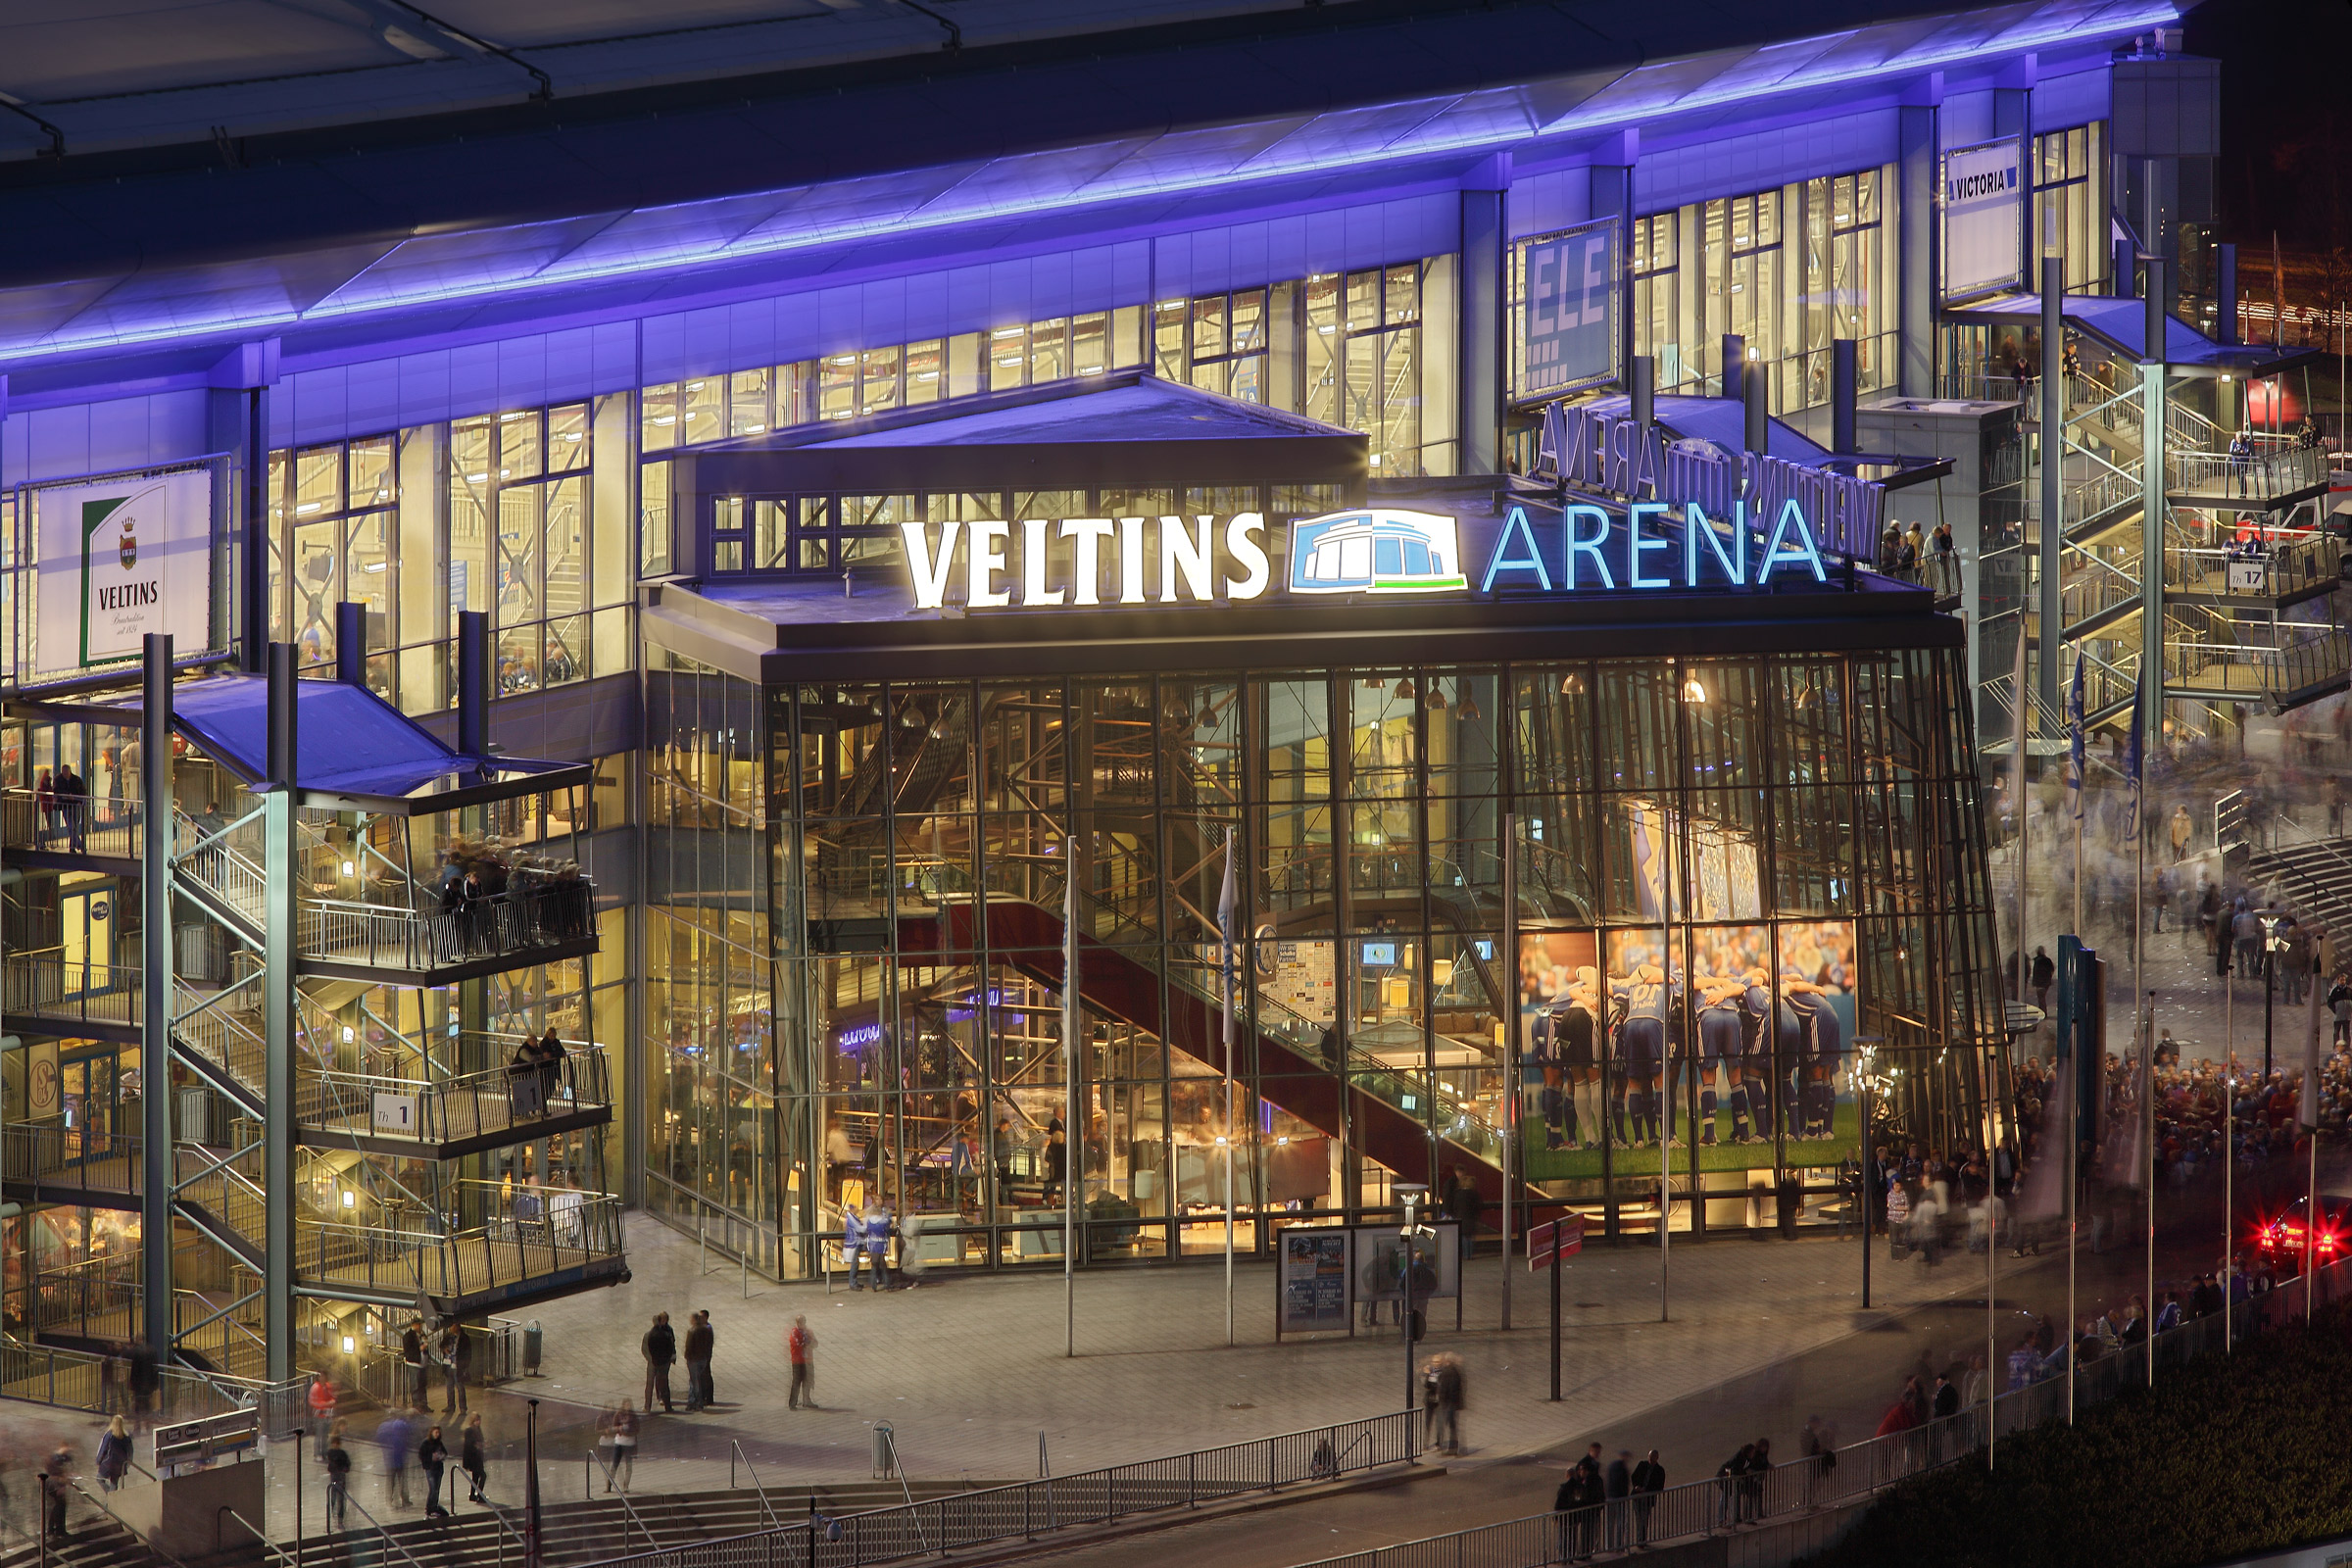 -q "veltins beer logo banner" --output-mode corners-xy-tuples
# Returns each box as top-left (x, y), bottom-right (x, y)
(34, 468), (212, 676)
